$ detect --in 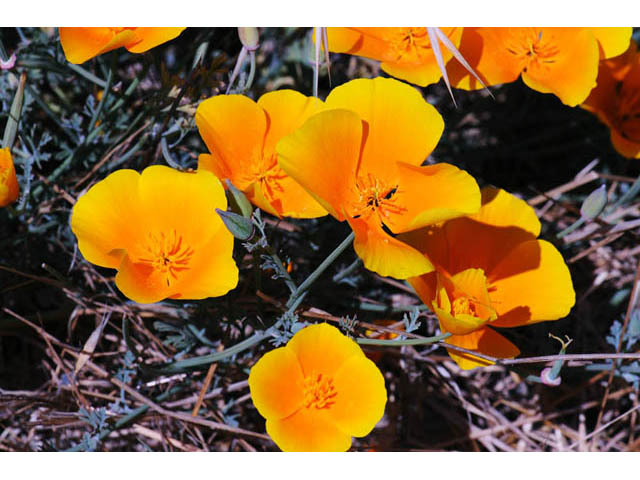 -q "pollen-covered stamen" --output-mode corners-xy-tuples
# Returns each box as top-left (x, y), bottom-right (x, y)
(303, 373), (337, 409)
(350, 173), (406, 222)
(137, 230), (194, 286)
(506, 29), (560, 71)
(452, 296), (478, 316)
(389, 27), (433, 63)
